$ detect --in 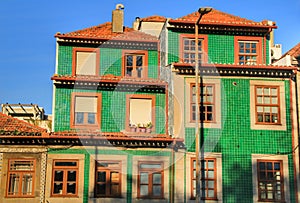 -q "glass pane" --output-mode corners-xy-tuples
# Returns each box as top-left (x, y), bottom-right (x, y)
(140, 185), (148, 196)
(75, 112), (84, 124)
(264, 107), (270, 113)
(271, 88), (277, 95)
(271, 97), (278, 104)
(259, 162), (266, 170)
(8, 174), (19, 195)
(208, 170), (214, 178)
(137, 67), (143, 78)
(54, 170), (64, 181)
(153, 185), (162, 196)
(126, 55), (133, 66)
(22, 174), (33, 195)
(55, 161), (77, 166)
(10, 161), (33, 171)
(267, 162), (273, 170)
(271, 107), (278, 113)
(140, 172), (148, 184)
(264, 88), (270, 95)
(260, 172), (266, 180)
(97, 171), (106, 182)
(153, 173), (161, 184)
(207, 180), (214, 189)
(88, 113), (96, 124)
(67, 171), (77, 181)
(140, 164), (161, 169)
(67, 183), (76, 194)
(274, 162), (280, 170)
(257, 87), (263, 95)
(208, 190), (215, 197)
(136, 55), (143, 66)
(111, 172), (119, 183)
(53, 182), (63, 194)
(264, 97), (271, 104)
(257, 96), (263, 104)
(111, 184), (119, 195)
(126, 67), (133, 76)
(96, 183), (105, 195)
(207, 160), (214, 169)
(257, 106), (263, 113)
